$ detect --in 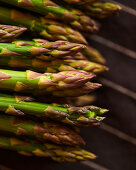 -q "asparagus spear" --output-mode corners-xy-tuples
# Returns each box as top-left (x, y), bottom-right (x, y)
(0, 40), (85, 58)
(0, 136), (96, 162)
(0, 114), (85, 146)
(0, 69), (100, 97)
(0, 93), (107, 126)
(13, 39), (86, 58)
(0, 0), (77, 21)
(0, 56), (108, 74)
(56, 59), (108, 74)
(83, 2), (122, 19)
(0, 0), (99, 33)
(14, 39), (105, 64)
(0, 6), (87, 44)
(0, 42), (51, 56)
(0, 24), (27, 42)
(0, 69), (96, 93)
